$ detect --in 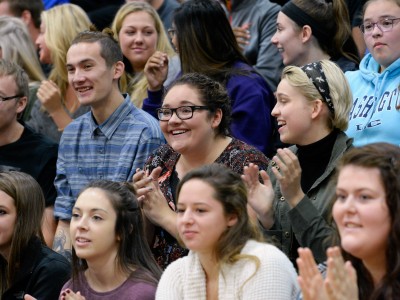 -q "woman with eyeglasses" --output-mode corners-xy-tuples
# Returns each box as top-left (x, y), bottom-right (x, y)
(271, 0), (360, 73)
(345, 0), (400, 147)
(142, 0), (275, 157)
(132, 73), (269, 269)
